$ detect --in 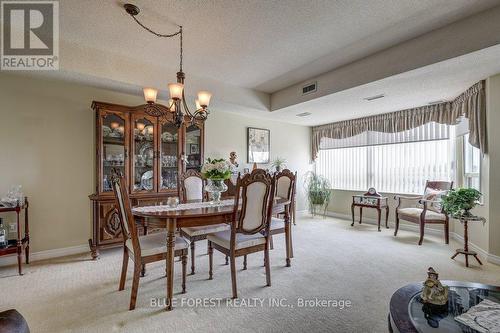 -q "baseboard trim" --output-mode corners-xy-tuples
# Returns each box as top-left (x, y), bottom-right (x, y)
(0, 244), (89, 268)
(324, 211), (499, 266)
